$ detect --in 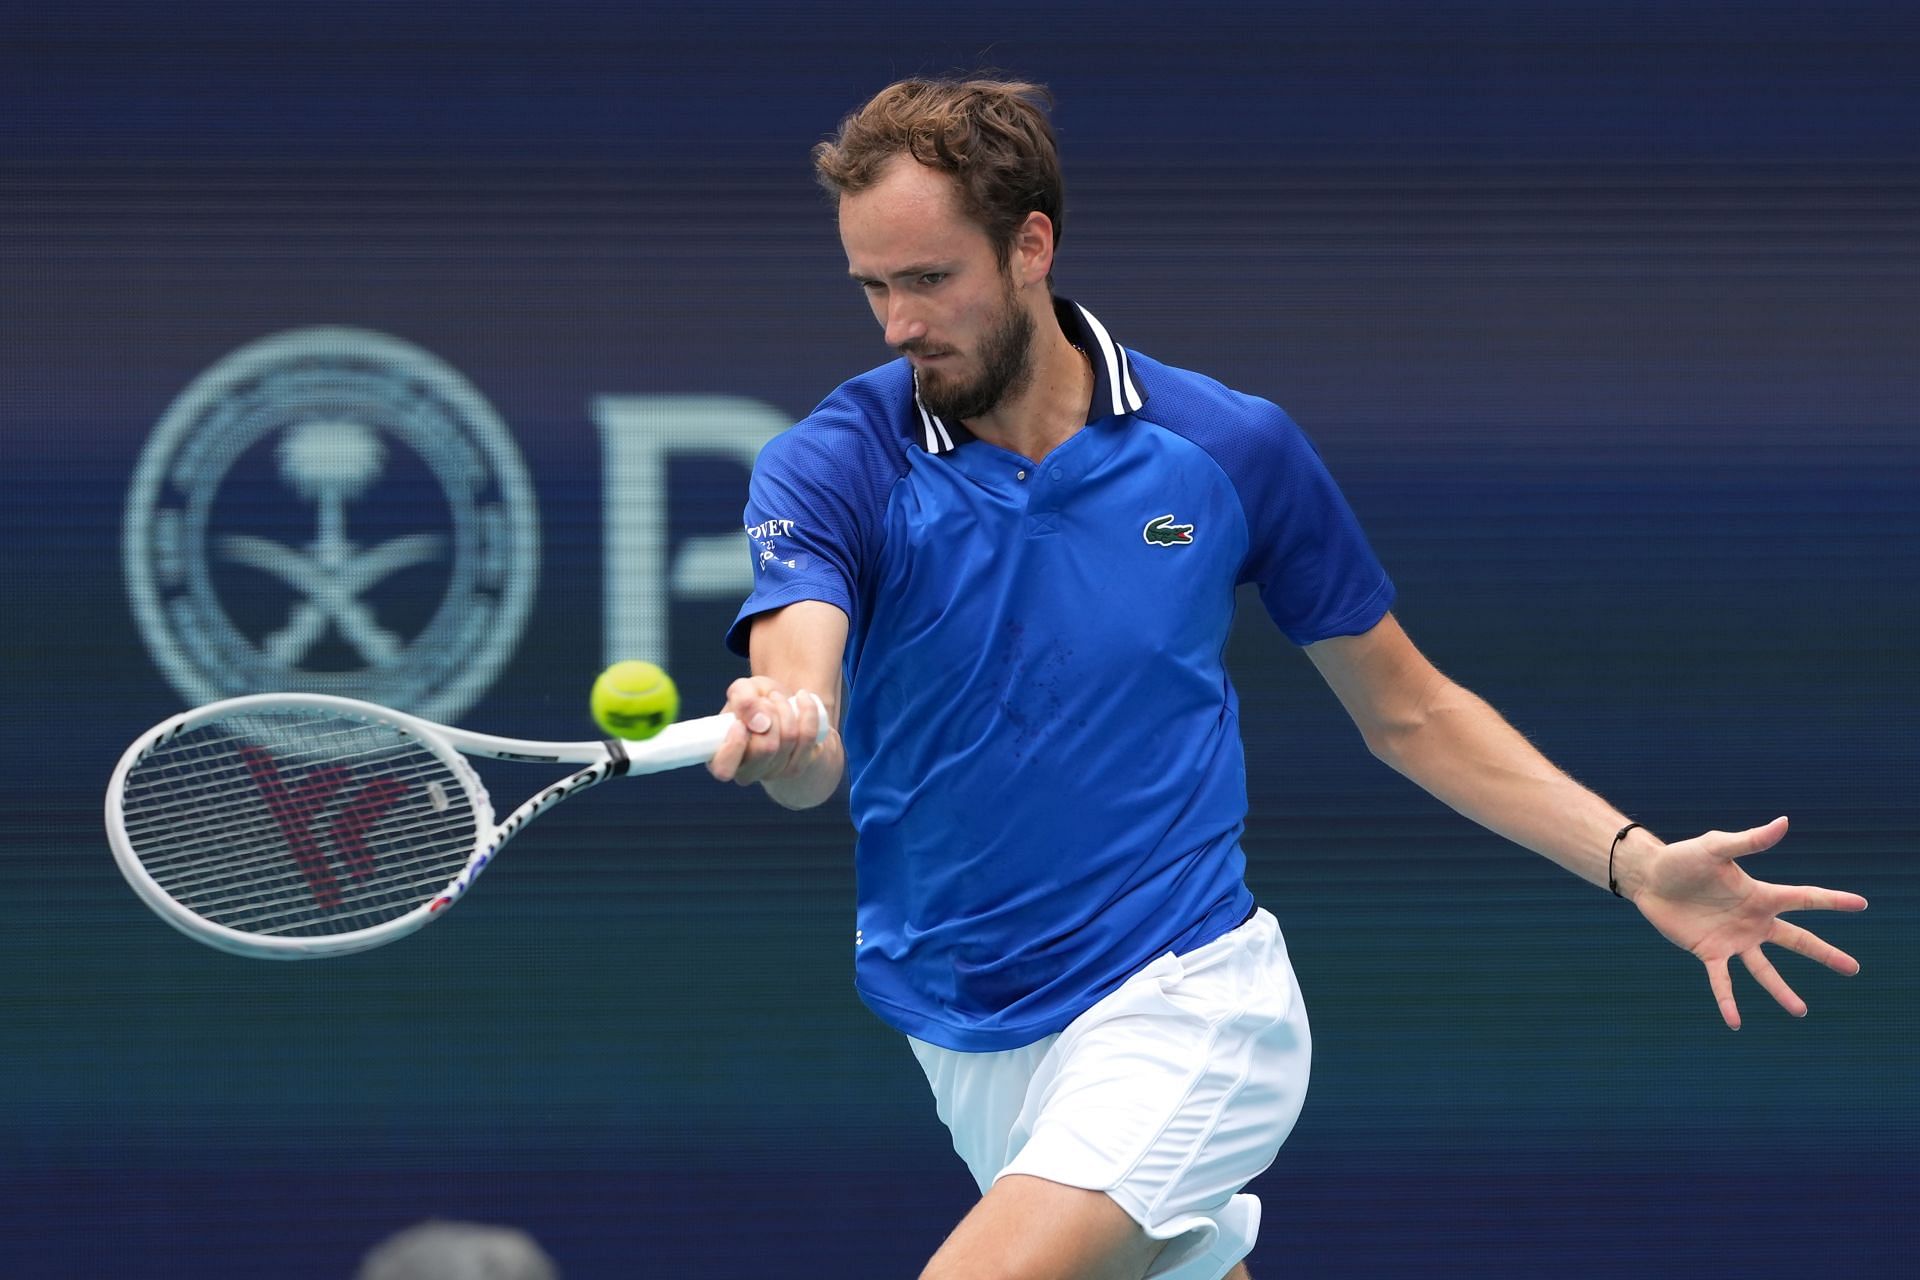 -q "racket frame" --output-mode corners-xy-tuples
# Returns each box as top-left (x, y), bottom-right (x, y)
(105, 691), (796, 959)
